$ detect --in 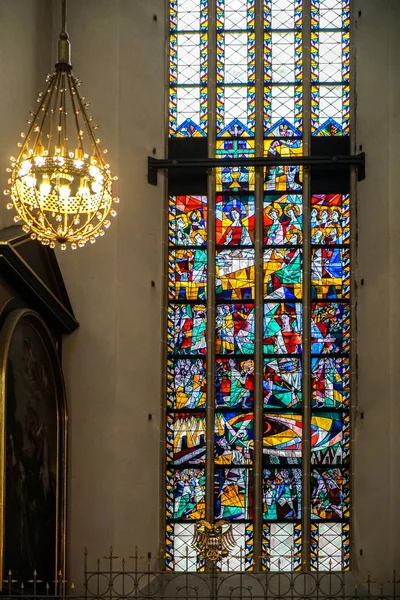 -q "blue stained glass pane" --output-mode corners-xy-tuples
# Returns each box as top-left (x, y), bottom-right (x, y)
(311, 194), (350, 245)
(311, 248), (350, 300)
(264, 194), (303, 245)
(311, 412), (349, 466)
